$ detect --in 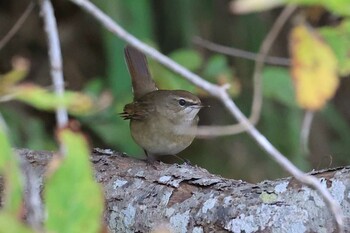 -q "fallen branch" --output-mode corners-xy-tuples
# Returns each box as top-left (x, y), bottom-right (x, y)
(16, 149), (350, 232)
